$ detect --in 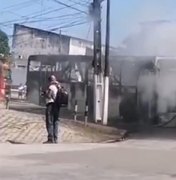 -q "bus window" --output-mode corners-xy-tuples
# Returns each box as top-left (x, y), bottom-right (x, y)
(56, 62), (62, 71)
(157, 59), (176, 72)
(29, 61), (41, 71)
